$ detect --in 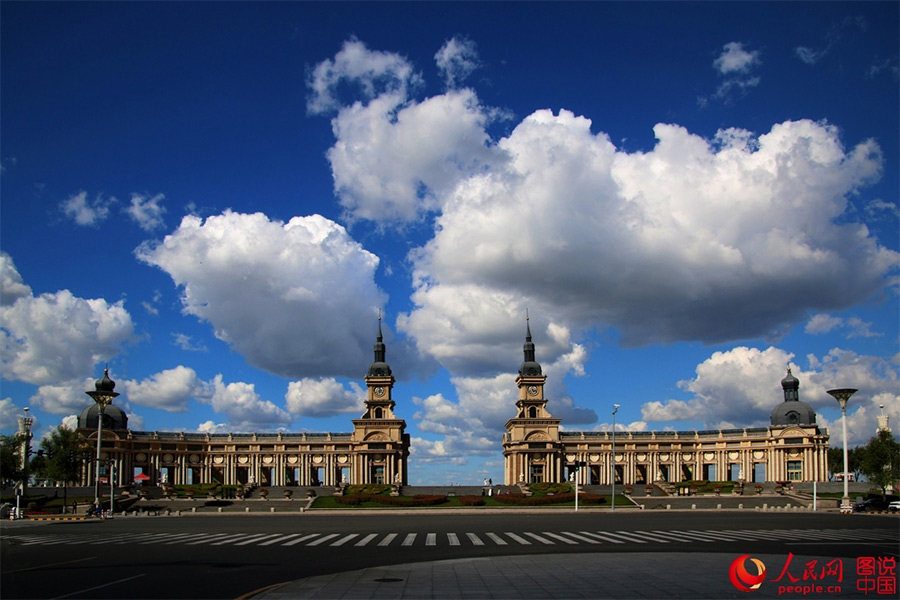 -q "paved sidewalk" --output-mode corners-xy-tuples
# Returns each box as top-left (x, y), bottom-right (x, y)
(248, 552), (872, 599)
